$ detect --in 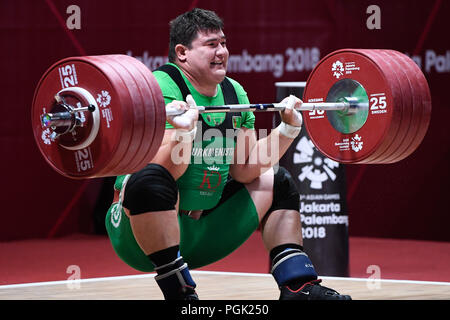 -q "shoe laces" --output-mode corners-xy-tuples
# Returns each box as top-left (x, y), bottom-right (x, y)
(308, 279), (342, 296)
